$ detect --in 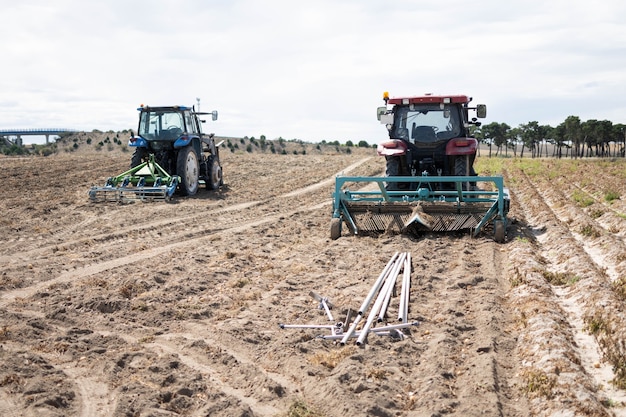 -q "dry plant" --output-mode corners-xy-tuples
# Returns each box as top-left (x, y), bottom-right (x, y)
(308, 346), (357, 370)
(521, 367), (557, 399)
(0, 325), (10, 341)
(366, 367), (390, 380)
(585, 310), (626, 389)
(613, 277), (626, 301)
(542, 271), (579, 286)
(285, 399), (325, 417)
(579, 224), (601, 238)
